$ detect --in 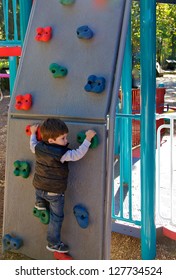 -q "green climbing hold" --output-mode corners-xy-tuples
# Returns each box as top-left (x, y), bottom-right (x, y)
(40, 210), (50, 224)
(49, 63), (68, 78)
(77, 131), (98, 148)
(13, 160), (31, 178)
(33, 207), (40, 217)
(59, 0), (75, 5)
(33, 207), (50, 224)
